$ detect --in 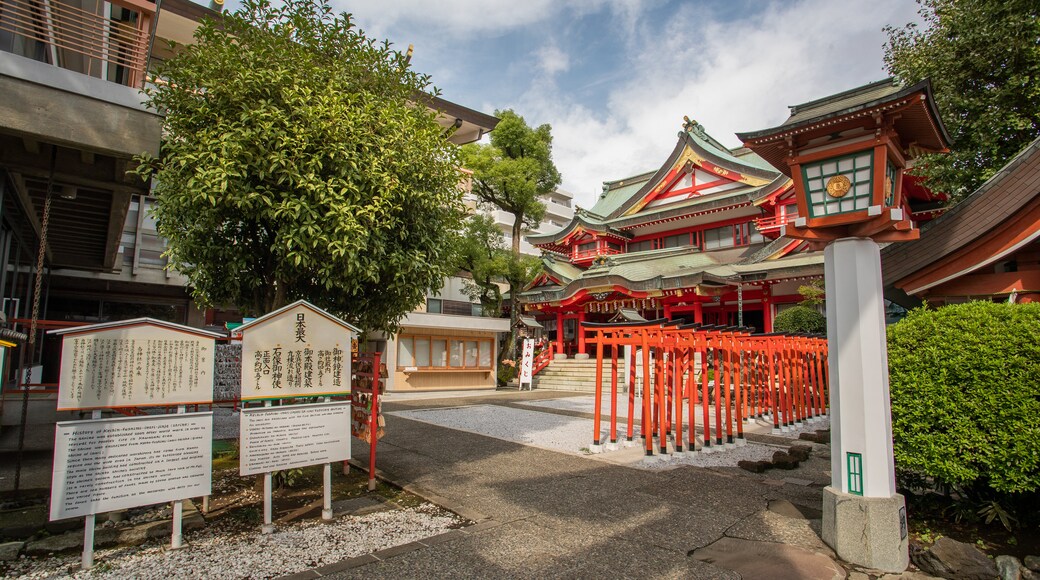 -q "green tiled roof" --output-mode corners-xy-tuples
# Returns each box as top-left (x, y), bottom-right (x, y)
(583, 250), (726, 283)
(784, 78), (902, 125)
(591, 172), (653, 217)
(544, 258), (583, 282)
